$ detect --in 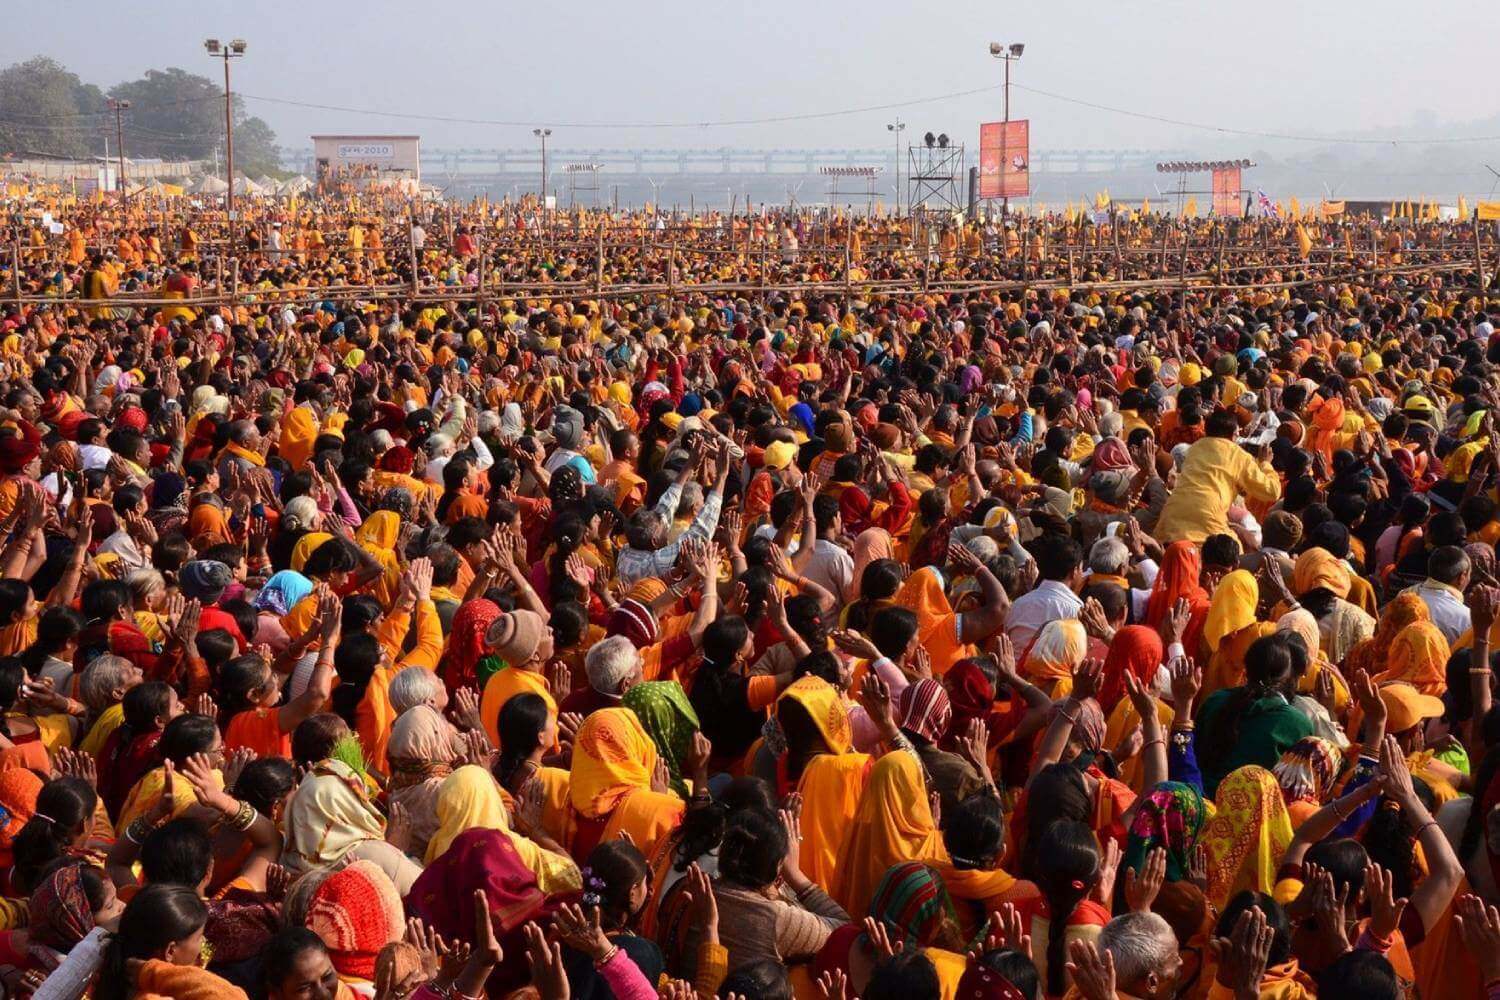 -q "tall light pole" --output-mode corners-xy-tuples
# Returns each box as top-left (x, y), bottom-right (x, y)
(205, 38), (247, 228)
(108, 98), (130, 209)
(532, 128), (552, 207)
(887, 119), (905, 216)
(987, 41), (1024, 215)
